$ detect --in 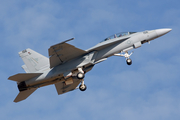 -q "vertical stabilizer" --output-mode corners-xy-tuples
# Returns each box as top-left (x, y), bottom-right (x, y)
(22, 65), (30, 73)
(19, 48), (49, 73)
